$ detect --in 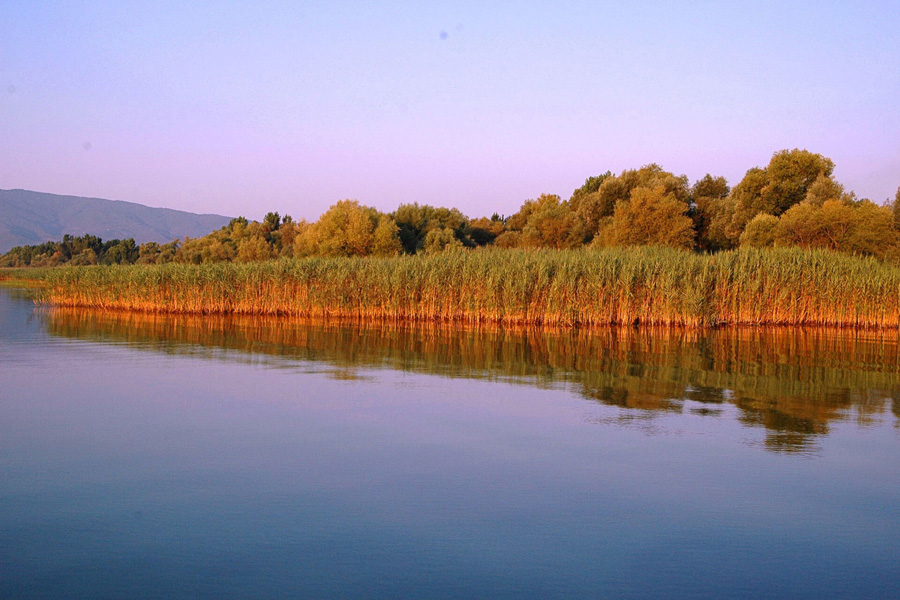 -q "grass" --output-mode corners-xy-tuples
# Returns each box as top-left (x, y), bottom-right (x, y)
(33, 246), (900, 328)
(0, 268), (49, 293)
